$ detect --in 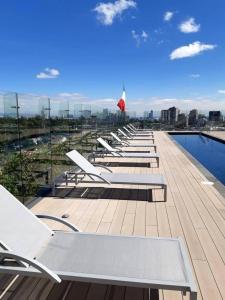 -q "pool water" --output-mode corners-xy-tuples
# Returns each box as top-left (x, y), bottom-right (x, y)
(170, 134), (225, 185)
